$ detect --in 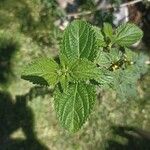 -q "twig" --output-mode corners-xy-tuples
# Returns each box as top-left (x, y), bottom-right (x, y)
(67, 0), (143, 17)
